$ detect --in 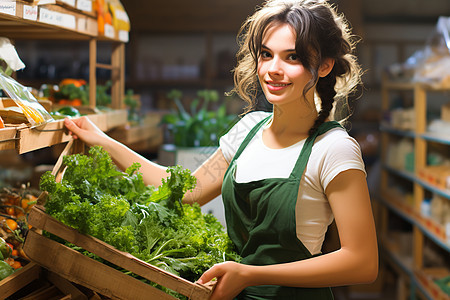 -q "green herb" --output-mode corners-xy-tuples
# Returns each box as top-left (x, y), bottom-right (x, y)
(39, 146), (240, 282)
